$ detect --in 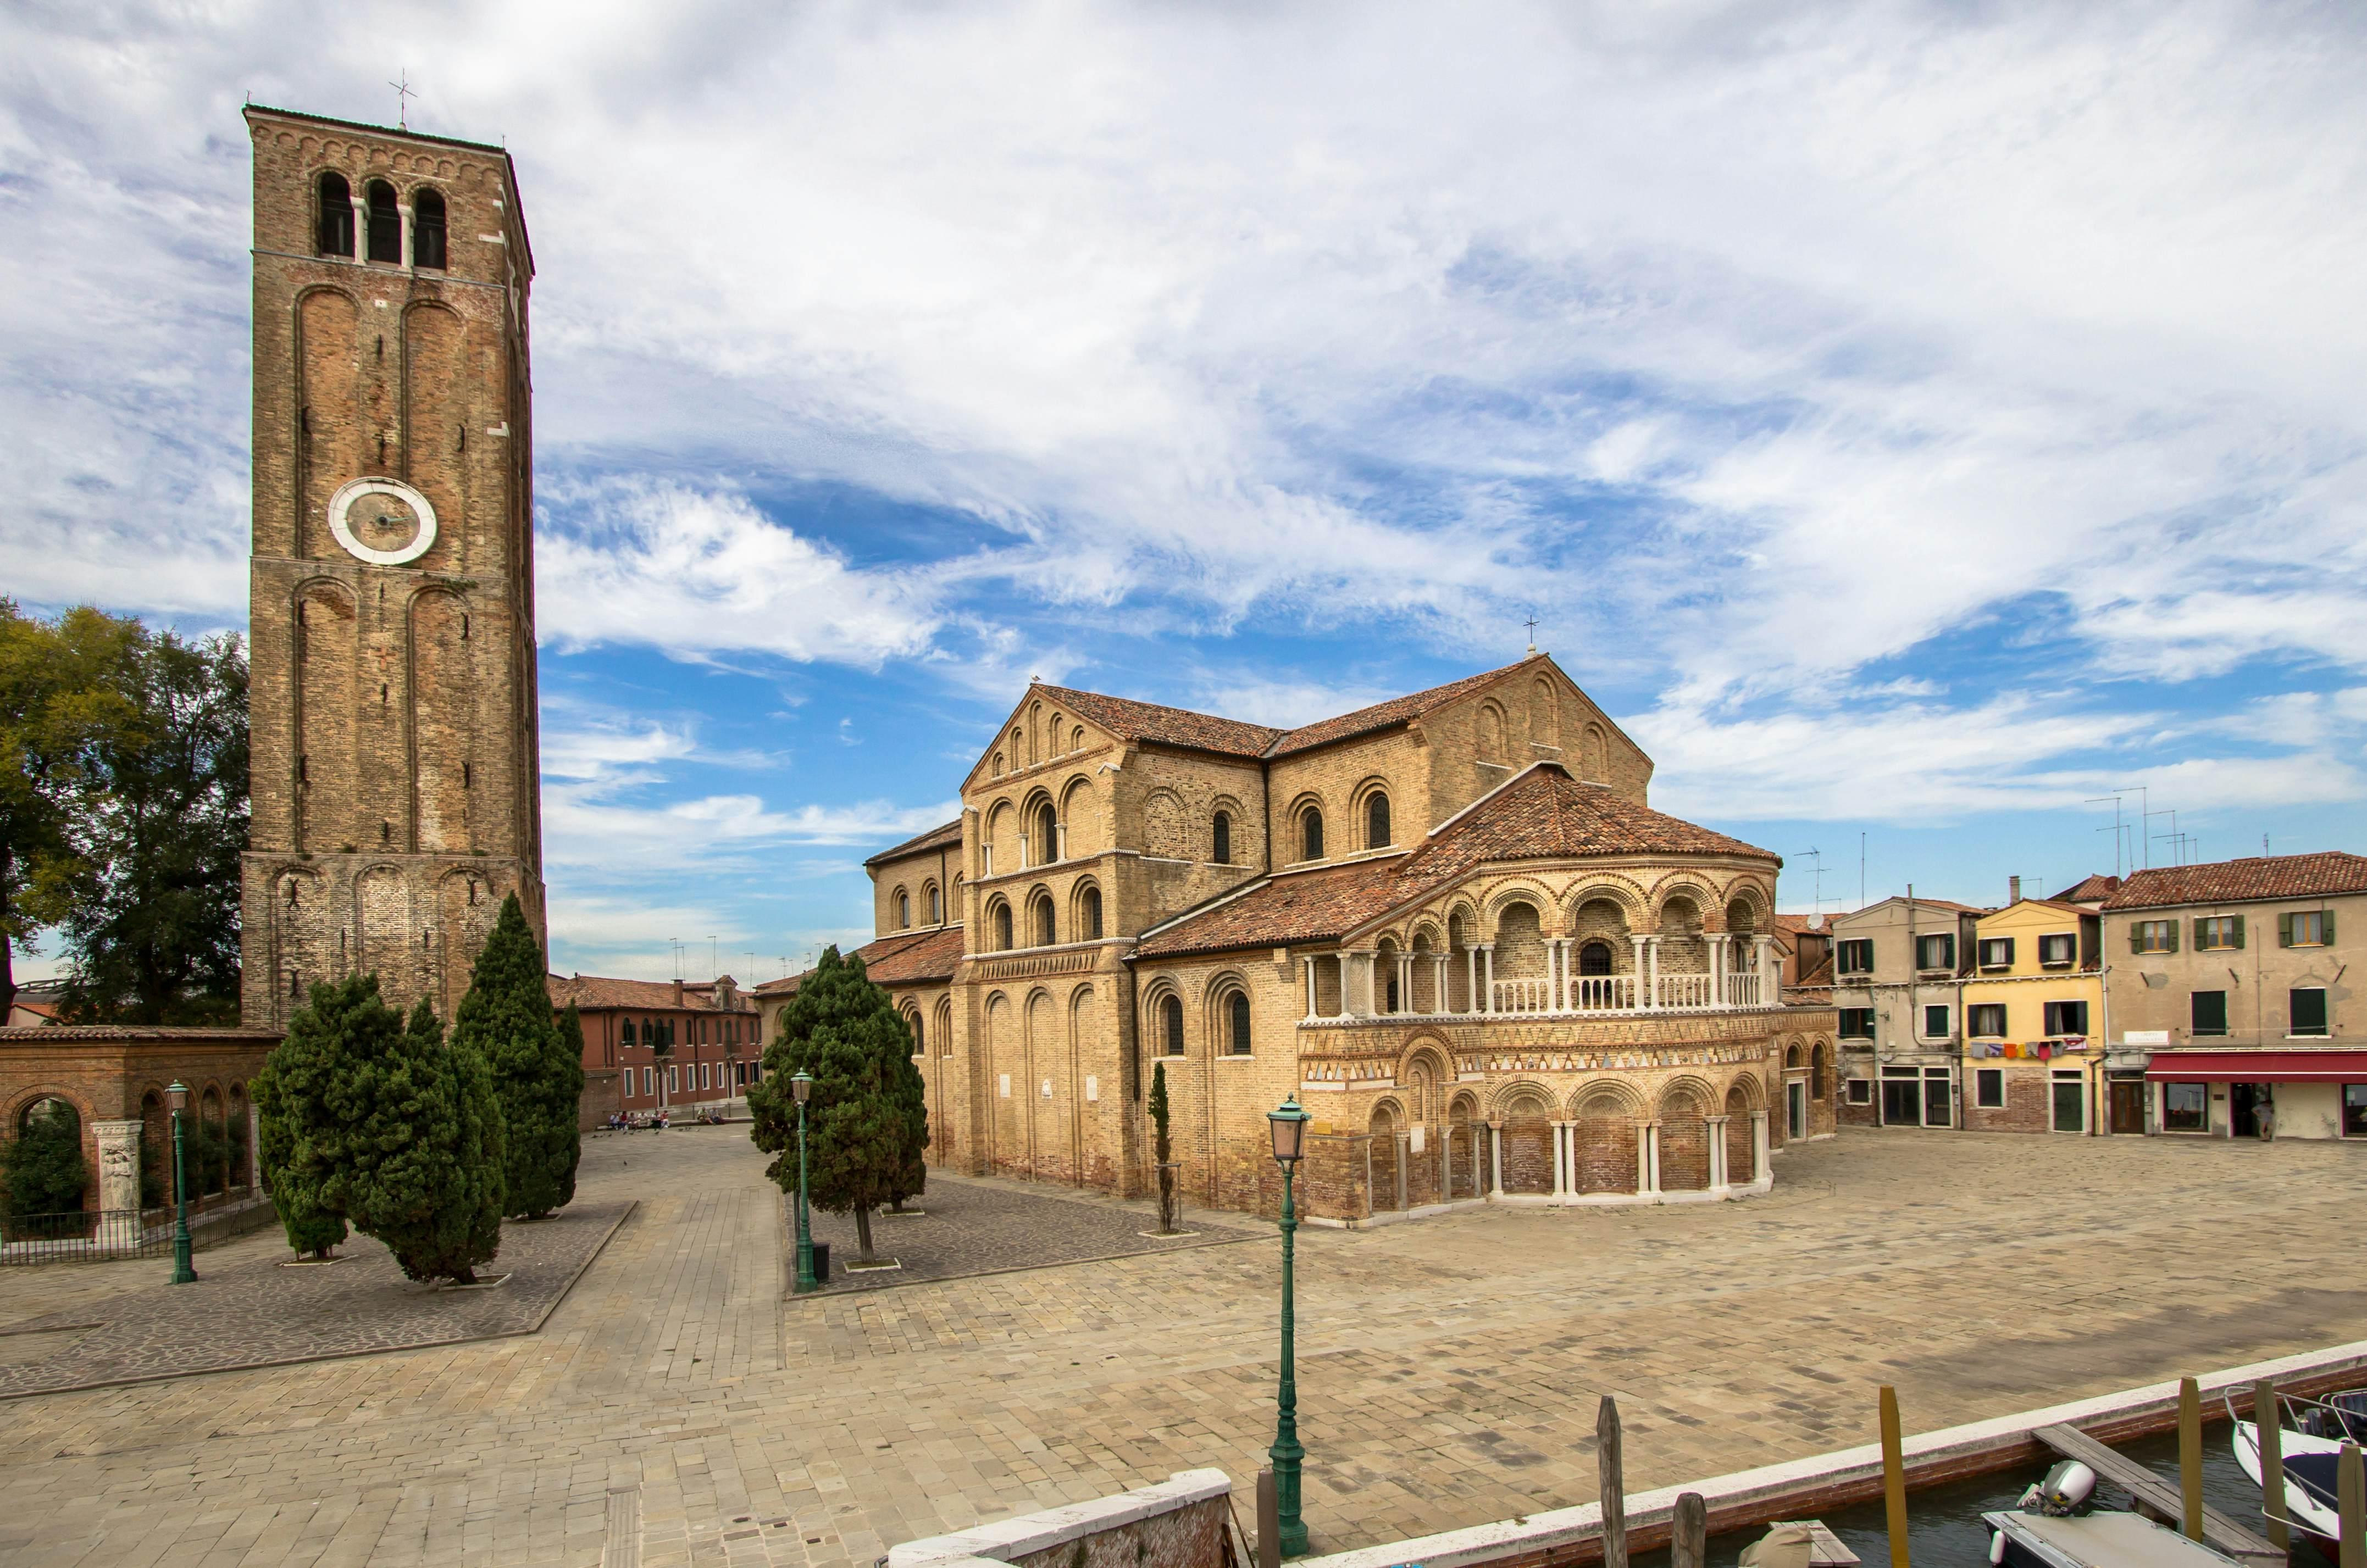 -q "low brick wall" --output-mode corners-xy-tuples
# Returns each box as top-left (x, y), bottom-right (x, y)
(890, 1470), (1232, 1568)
